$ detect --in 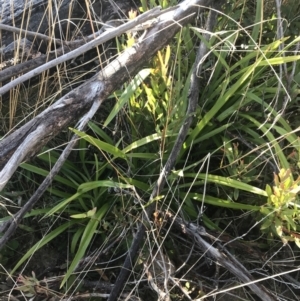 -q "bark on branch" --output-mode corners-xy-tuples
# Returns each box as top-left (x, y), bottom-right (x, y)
(0, 0), (213, 246)
(0, 0), (138, 49)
